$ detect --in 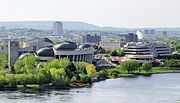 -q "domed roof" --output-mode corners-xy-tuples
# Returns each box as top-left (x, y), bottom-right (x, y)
(53, 41), (77, 50)
(79, 43), (92, 49)
(36, 47), (54, 57)
(19, 53), (34, 59)
(25, 37), (54, 44)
